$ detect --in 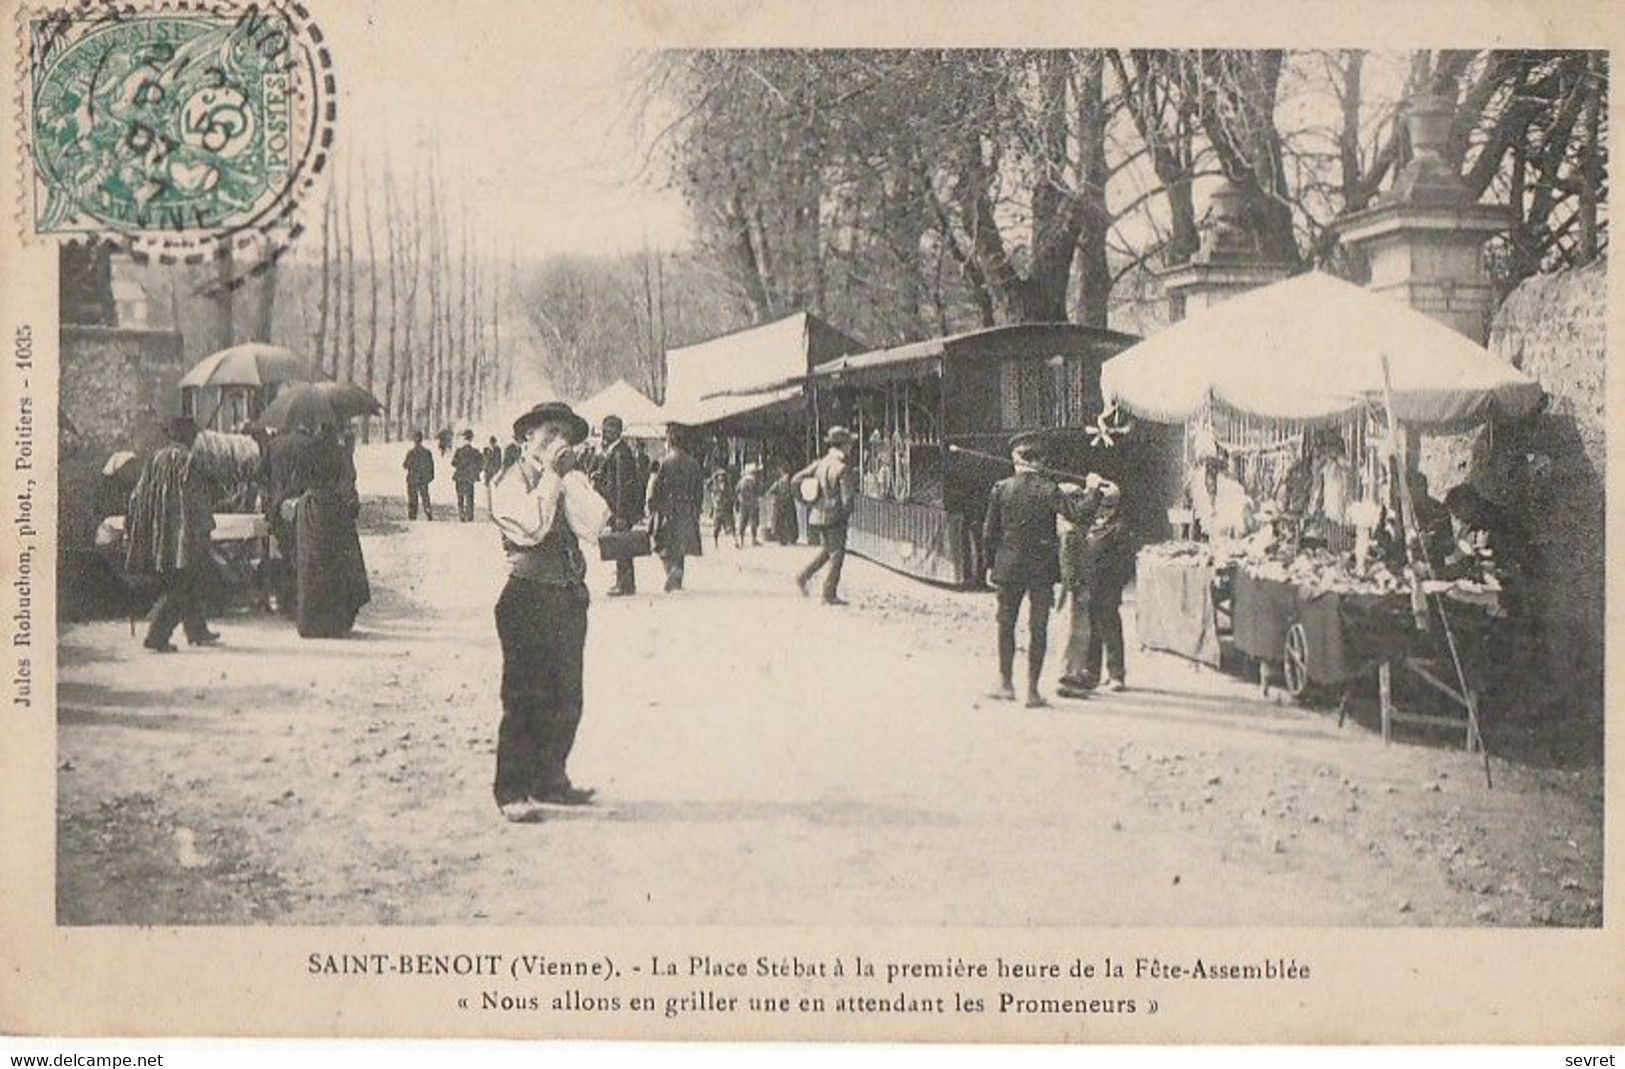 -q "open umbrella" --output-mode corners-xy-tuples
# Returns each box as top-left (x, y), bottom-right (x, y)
(260, 382), (383, 431)
(178, 343), (318, 388)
